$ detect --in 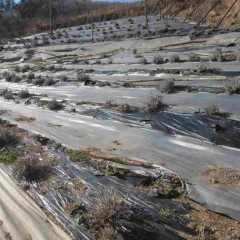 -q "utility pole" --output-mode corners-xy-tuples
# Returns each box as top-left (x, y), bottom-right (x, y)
(145, 0), (149, 35)
(49, 0), (53, 36)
